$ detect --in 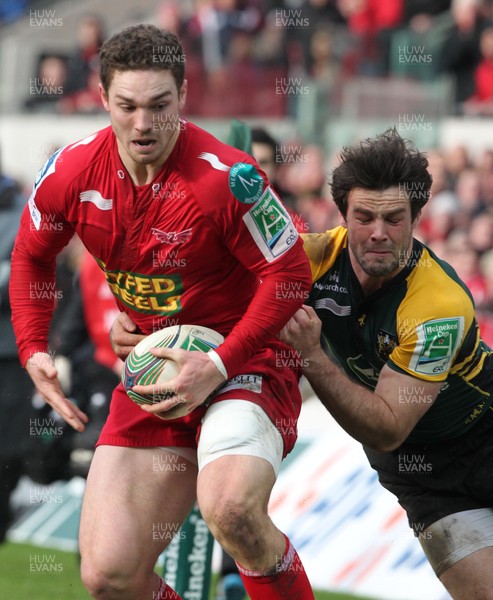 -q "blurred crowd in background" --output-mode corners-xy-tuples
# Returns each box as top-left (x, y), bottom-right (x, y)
(1, 0), (493, 543)
(2, 0), (493, 116)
